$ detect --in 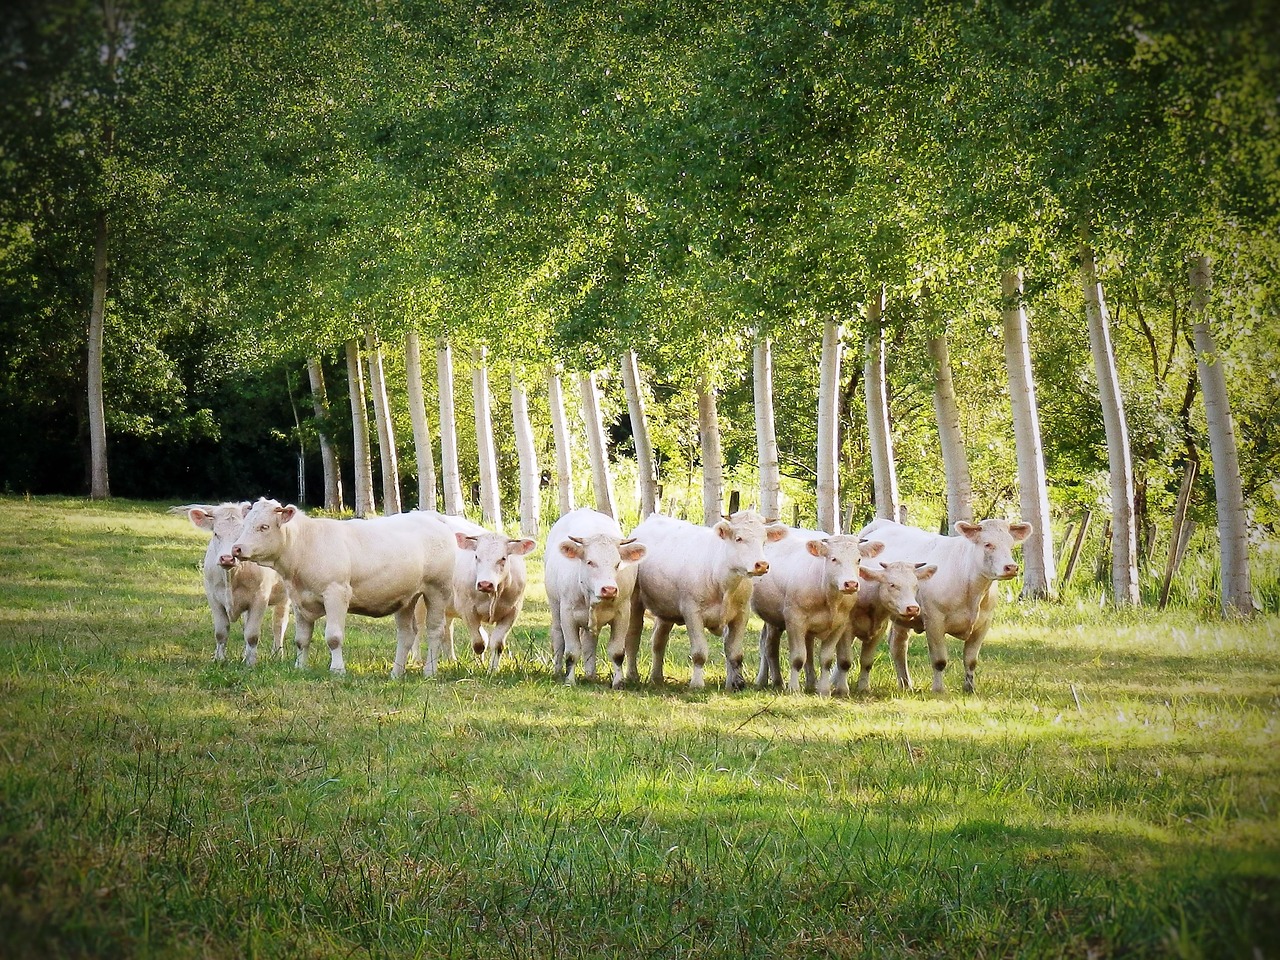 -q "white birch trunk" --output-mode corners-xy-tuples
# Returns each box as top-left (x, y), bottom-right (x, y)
(548, 367), (575, 516)
(816, 319), (842, 533)
(754, 336), (781, 520)
(436, 338), (465, 515)
(579, 371), (617, 518)
(864, 288), (900, 521)
(1080, 240), (1139, 605)
(696, 372), (725, 525)
(306, 356), (343, 512)
(344, 338), (376, 517)
(621, 350), (657, 518)
(471, 345), (502, 529)
(365, 330), (401, 514)
(87, 210), (110, 499)
(511, 368), (540, 536)
(404, 331), (437, 511)
(926, 329), (973, 528)
(1190, 256), (1254, 617)
(1001, 268), (1056, 599)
